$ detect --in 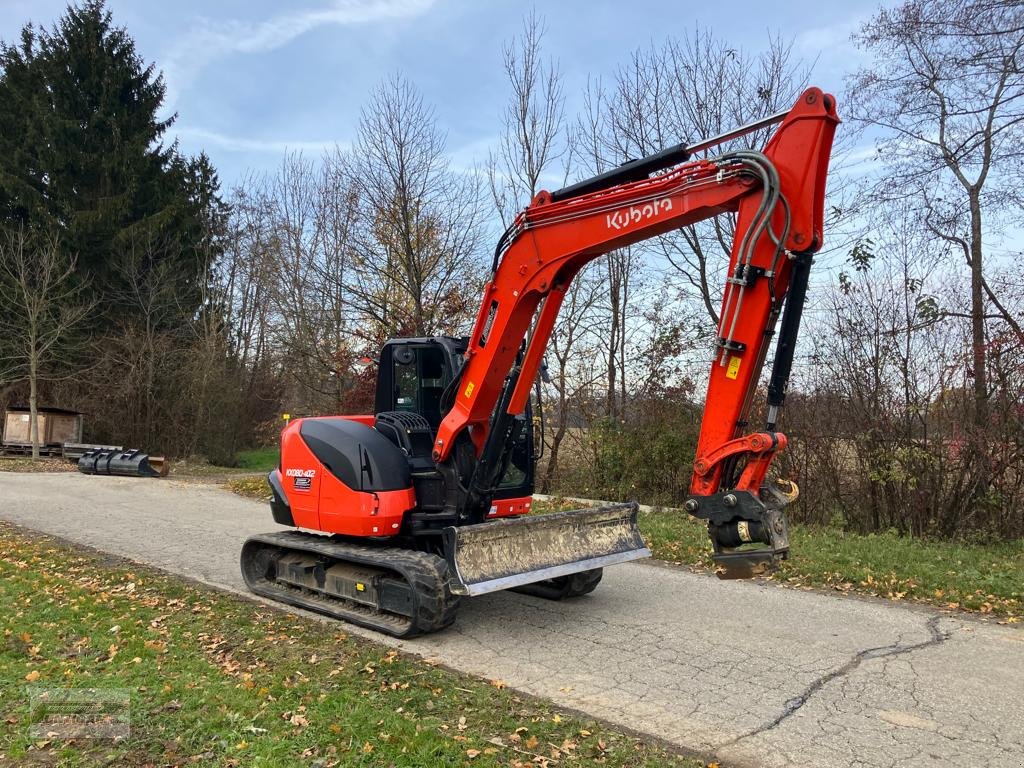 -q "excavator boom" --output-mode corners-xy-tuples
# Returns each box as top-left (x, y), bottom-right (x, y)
(438, 87), (839, 578)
